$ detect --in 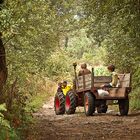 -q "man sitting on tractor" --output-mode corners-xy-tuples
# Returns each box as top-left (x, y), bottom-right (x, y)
(78, 63), (91, 76)
(62, 81), (72, 96)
